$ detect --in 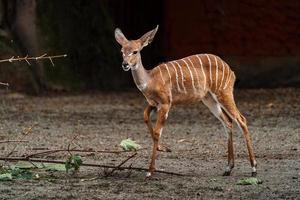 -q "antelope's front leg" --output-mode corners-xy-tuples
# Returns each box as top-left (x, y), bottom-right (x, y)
(147, 104), (170, 177)
(143, 105), (155, 135)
